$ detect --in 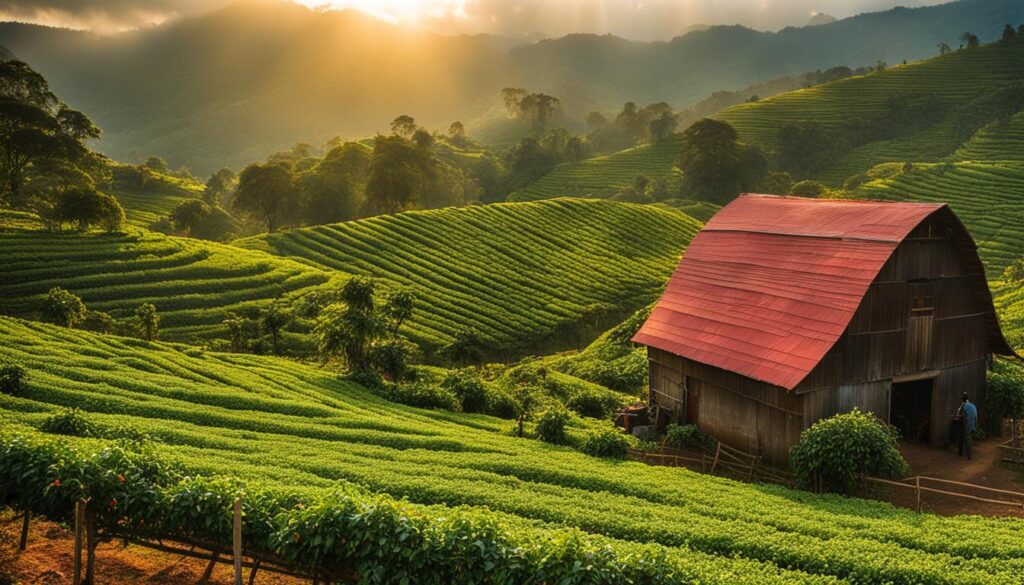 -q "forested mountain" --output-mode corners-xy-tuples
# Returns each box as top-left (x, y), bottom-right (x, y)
(1, 0), (1021, 174)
